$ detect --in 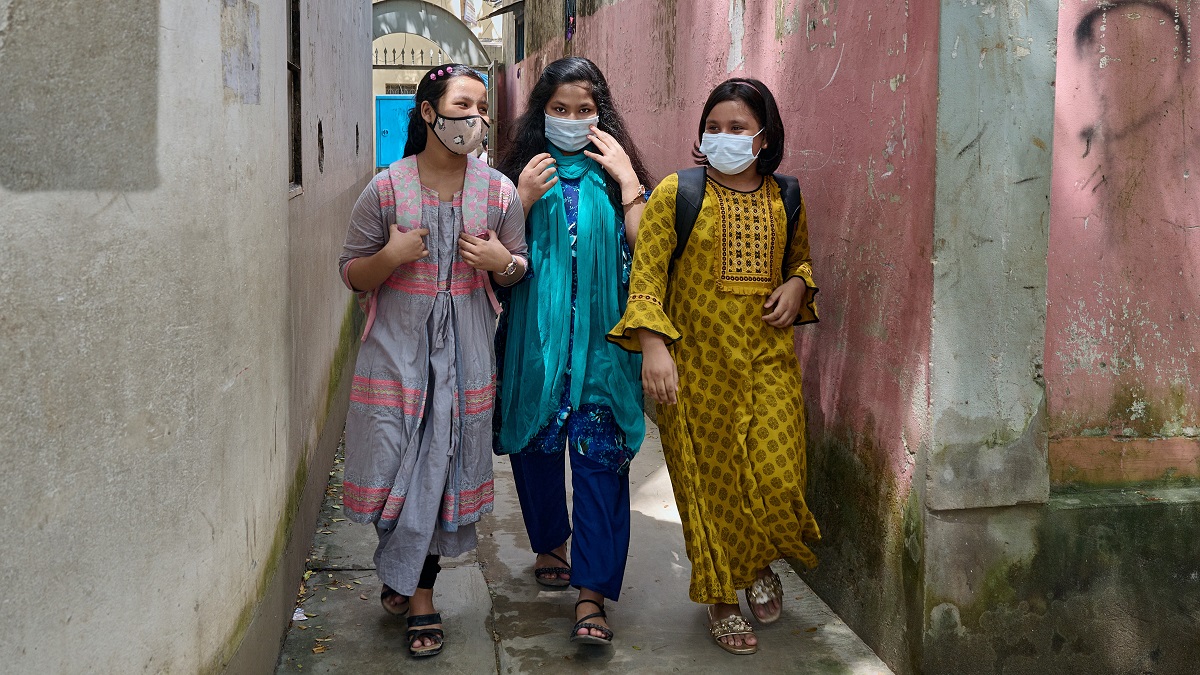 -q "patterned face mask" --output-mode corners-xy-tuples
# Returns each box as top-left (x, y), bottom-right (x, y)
(429, 113), (488, 155)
